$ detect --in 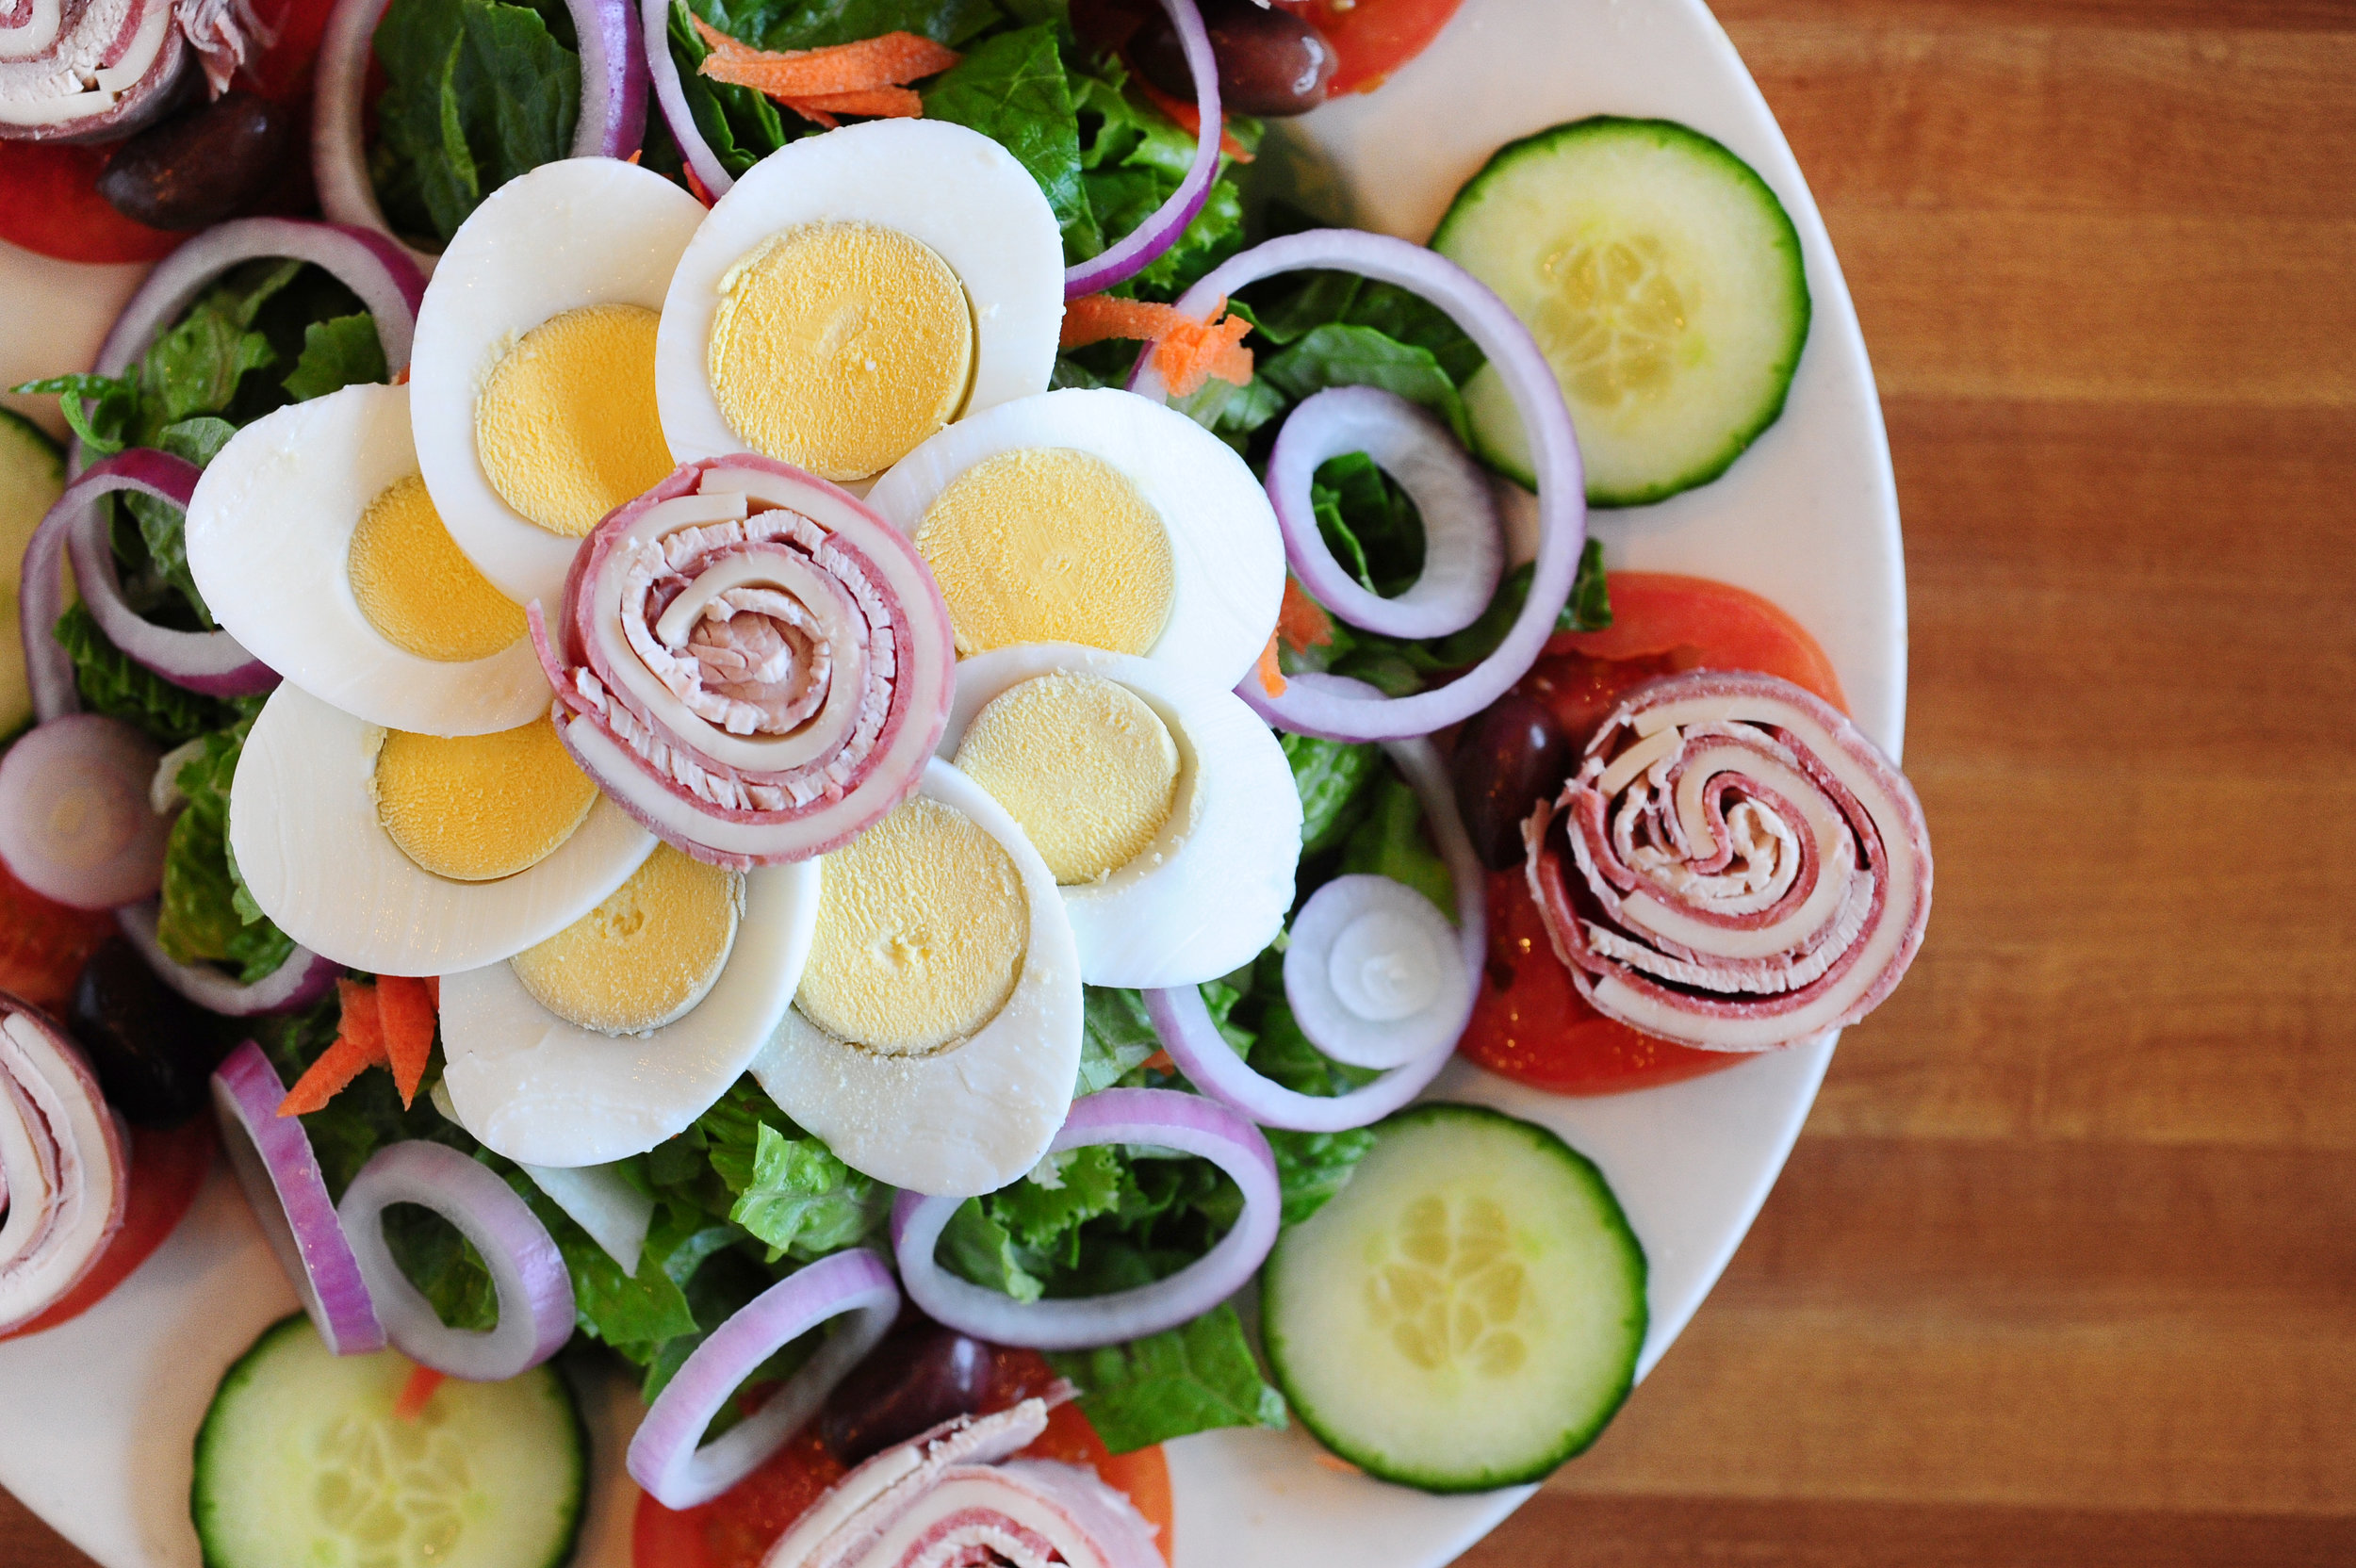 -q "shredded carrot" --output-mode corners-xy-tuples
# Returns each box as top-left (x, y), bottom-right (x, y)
(1255, 632), (1286, 698)
(393, 1364), (447, 1422)
(337, 977), (385, 1066)
(1130, 70), (1253, 161)
(276, 1033), (381, 1118)
(423, 974), (440, 1009)
(1278, 576), (1334, 654)
(375, 974), (437, 1110)
(1140, 1050), (1175, 1074)
(783, 85), (924, 119)
(694, 21), (958, 102)
(1059, 292), (1254, 398)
